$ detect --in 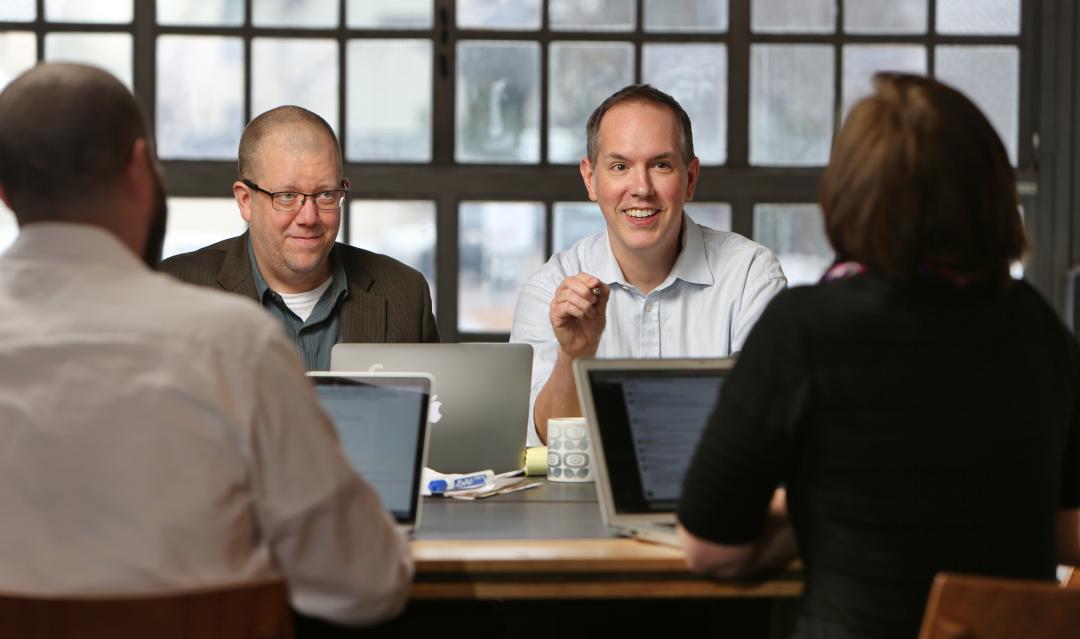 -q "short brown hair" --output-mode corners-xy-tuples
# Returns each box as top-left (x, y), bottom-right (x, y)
(820, 73), (1027, 288)
(585, 84), (695, 166)
(0, 63), (148, 221)
(237, 105), (340, 180)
